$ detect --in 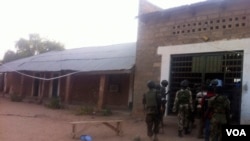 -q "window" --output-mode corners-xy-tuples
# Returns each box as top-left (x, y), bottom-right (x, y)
(108, 75), (121, 93)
